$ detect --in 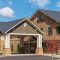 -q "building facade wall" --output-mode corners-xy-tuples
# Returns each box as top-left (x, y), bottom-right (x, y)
(30, 11), (60, 54)
(30, 12), (60, 41)
(0, 11), (60, 54)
